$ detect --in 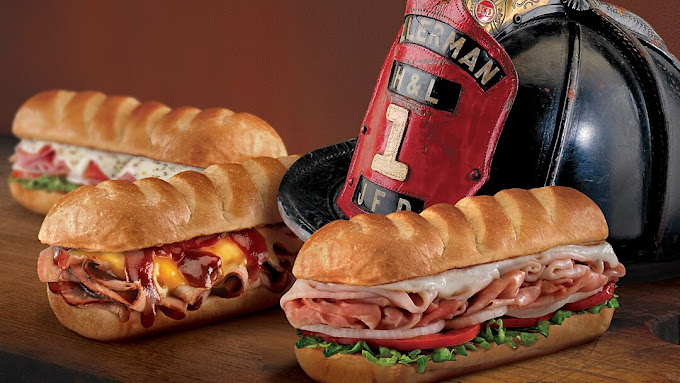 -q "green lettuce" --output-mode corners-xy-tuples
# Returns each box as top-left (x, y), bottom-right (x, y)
(9, 175), (80, 193)
(295, 296), (619, 373)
